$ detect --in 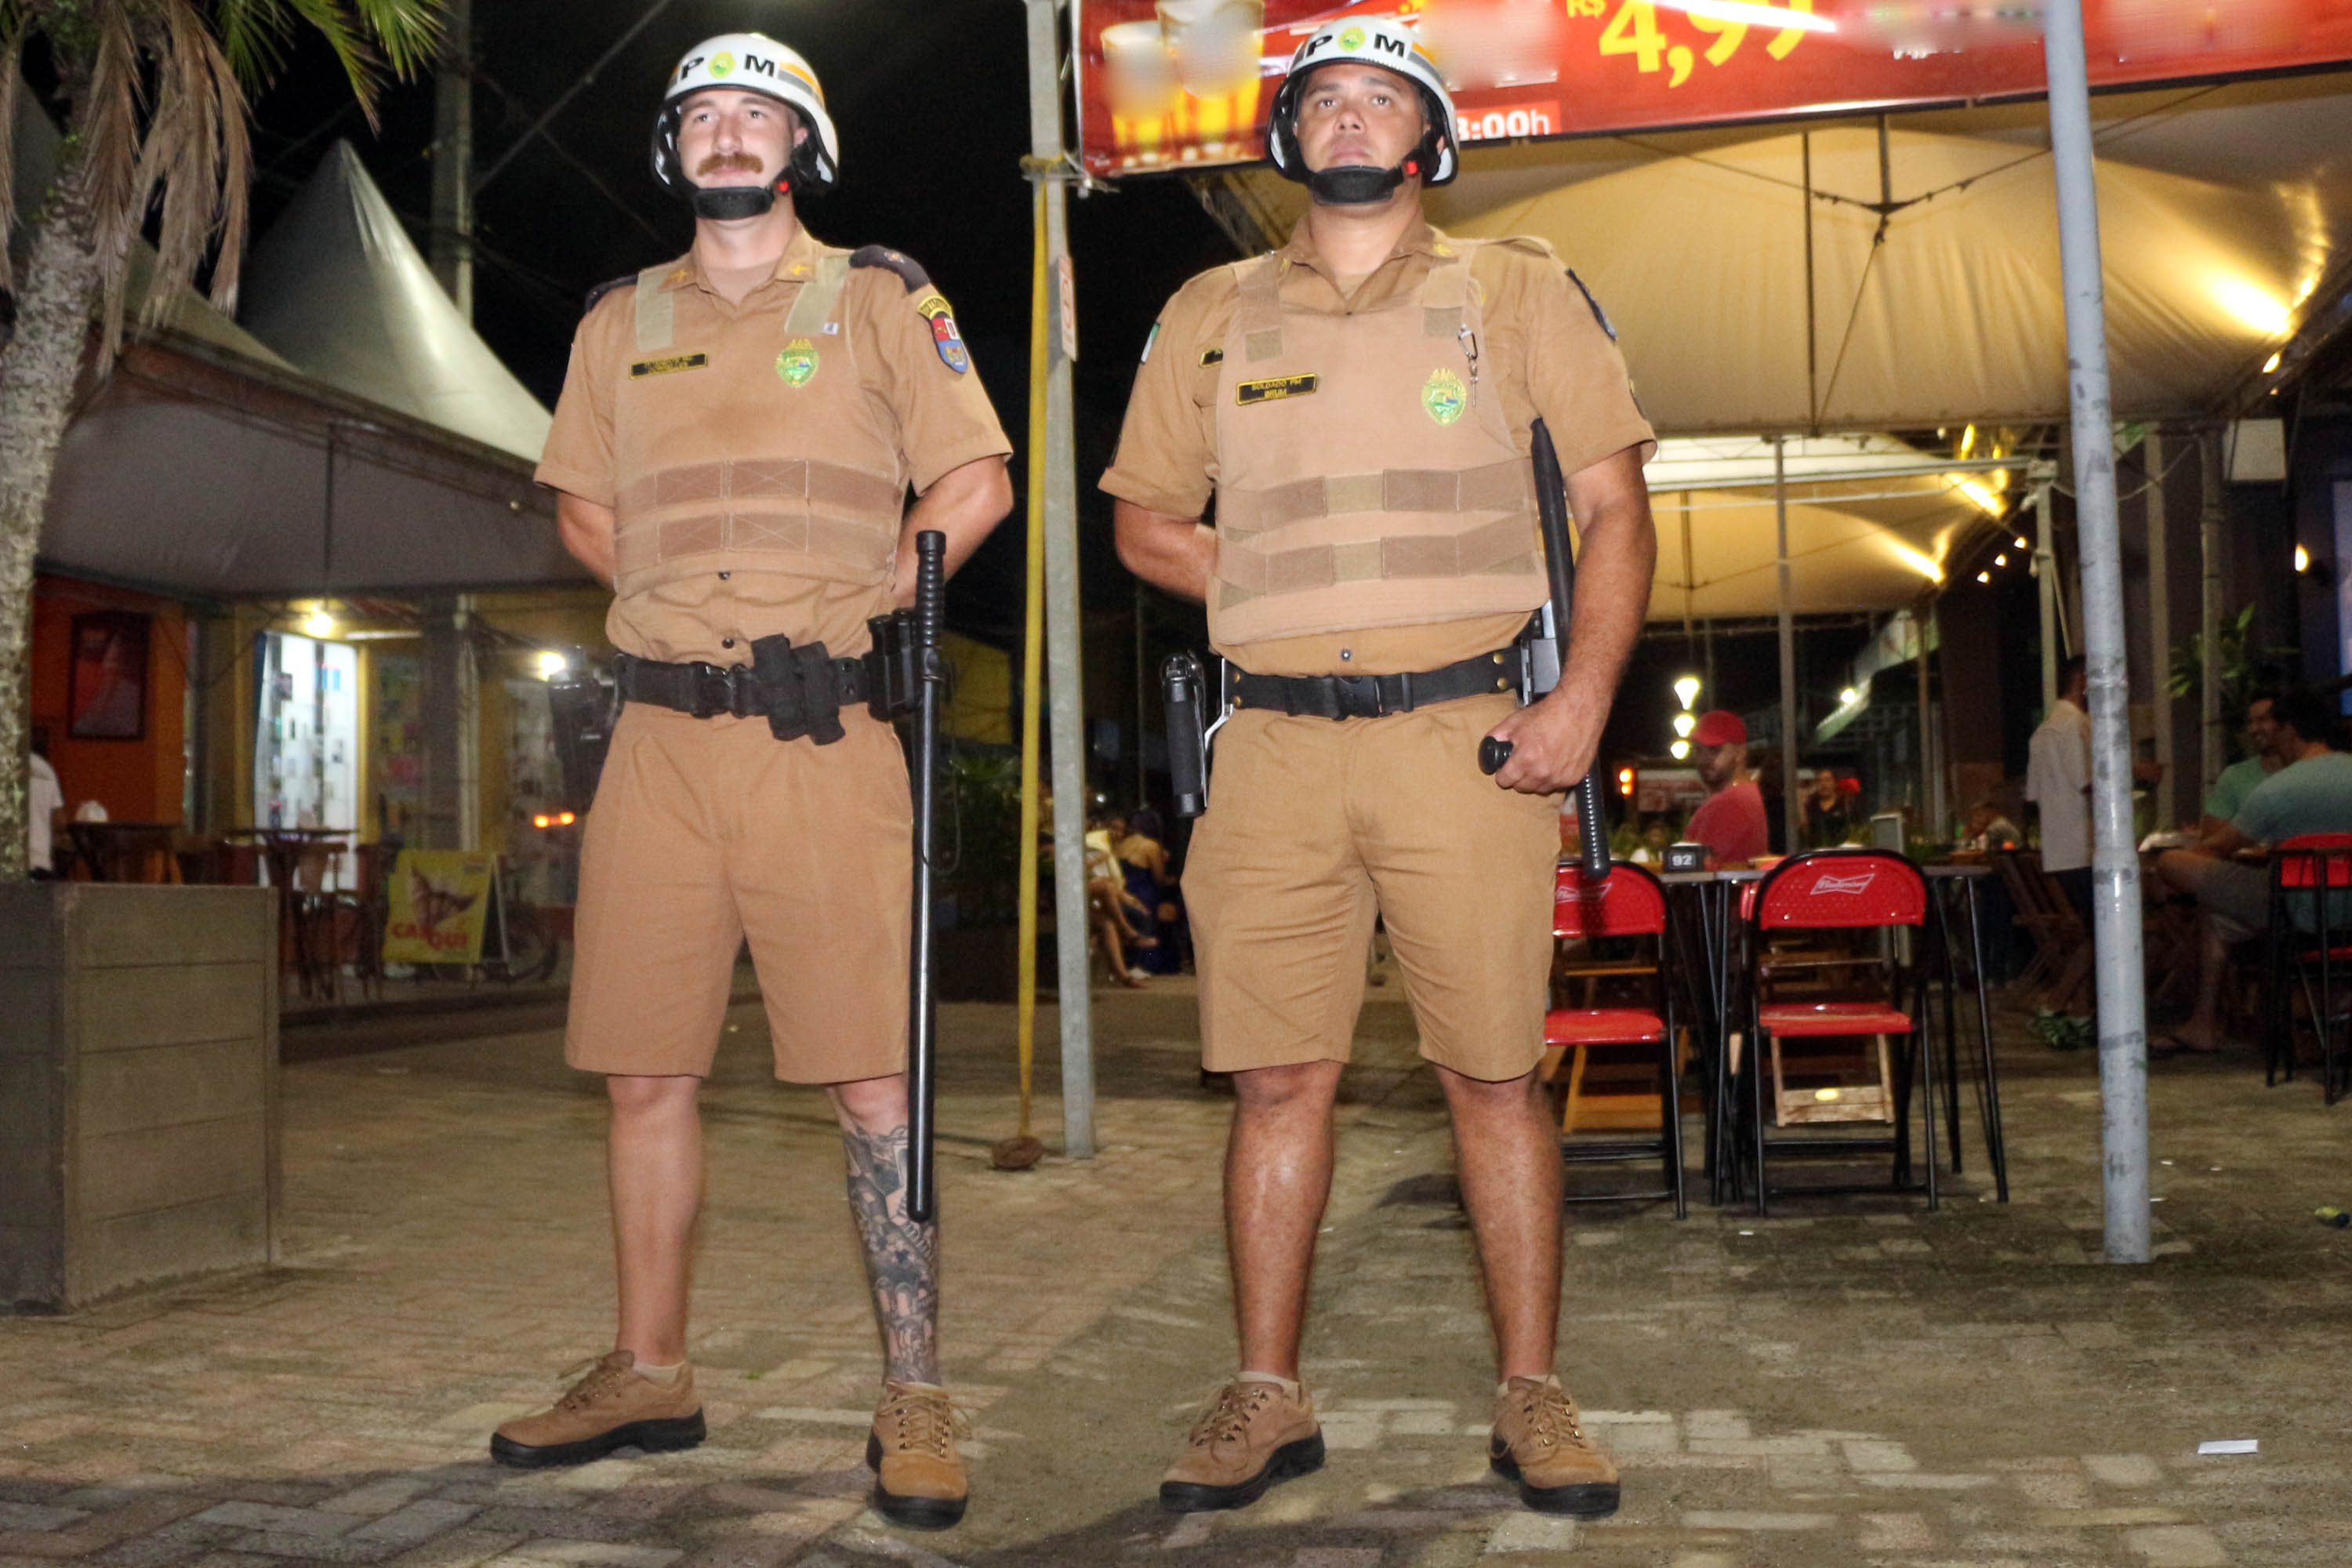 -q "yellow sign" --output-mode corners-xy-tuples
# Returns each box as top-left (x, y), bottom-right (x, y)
(383, 851), (498, 965)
